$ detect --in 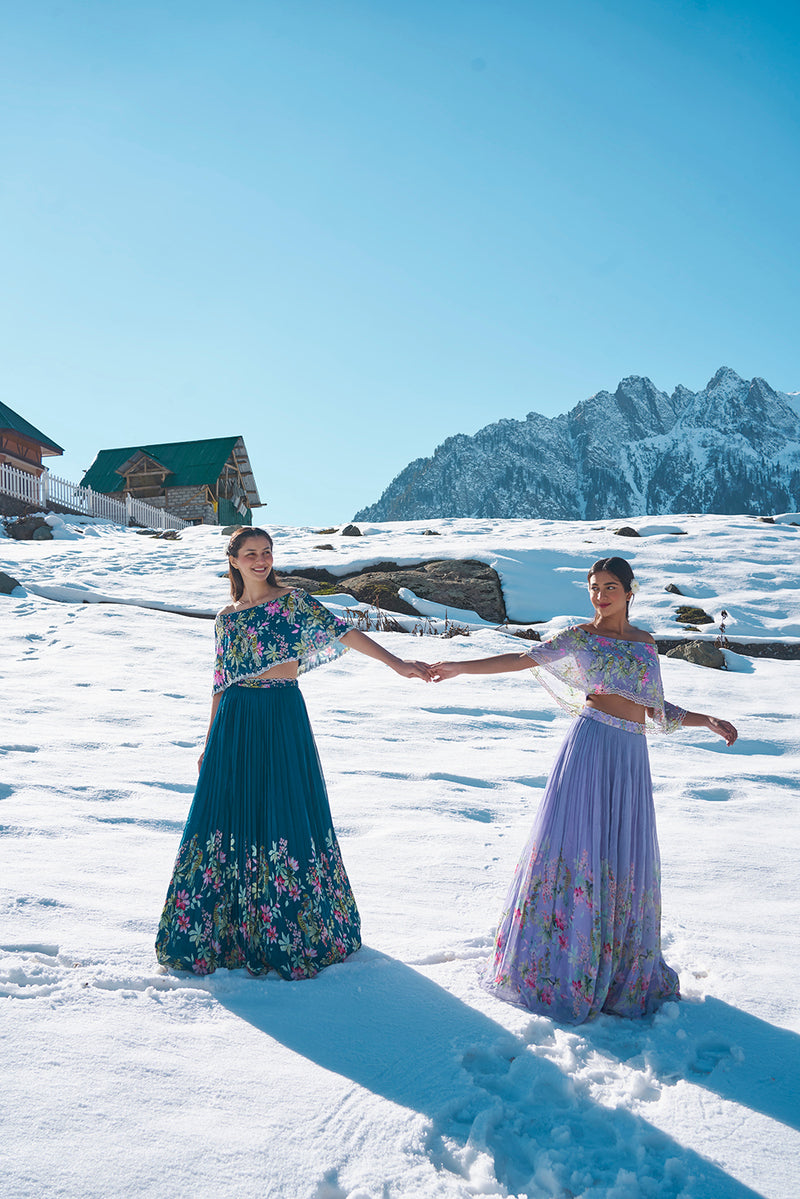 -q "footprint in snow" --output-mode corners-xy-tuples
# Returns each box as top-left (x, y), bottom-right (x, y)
(0, 942), (60, 956)
(422, 1029), (750, 1198)
(455, 807), (494, 822)
(0, 944), (64, 999)
(428, 771), (498, 790)
(689, 1039), (741, 1076)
